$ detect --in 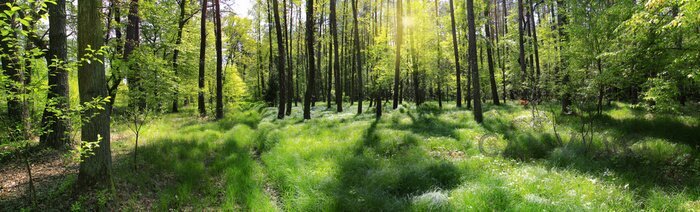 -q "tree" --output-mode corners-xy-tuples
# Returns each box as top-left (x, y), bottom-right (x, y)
(556, 0), (571, 114)
(448, 0), (462, 107)
(198, 0), (208, 117)
(466, 0), (482, 123)
(40, 0), (70, 148)
(352, 0), (362, 113)
(272, 0), (287, 119)
(77, 0), (112, 188)
(330, 0), (342, 112)
(125, 0), (144, 109)
(171, 0), (195, 113)
(392, 0), (402, 109)
(517, 0), (526, 98)
(484, 0), (499, 105)
(303, 0), (315, 119)
(214, 0), (223, 119)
